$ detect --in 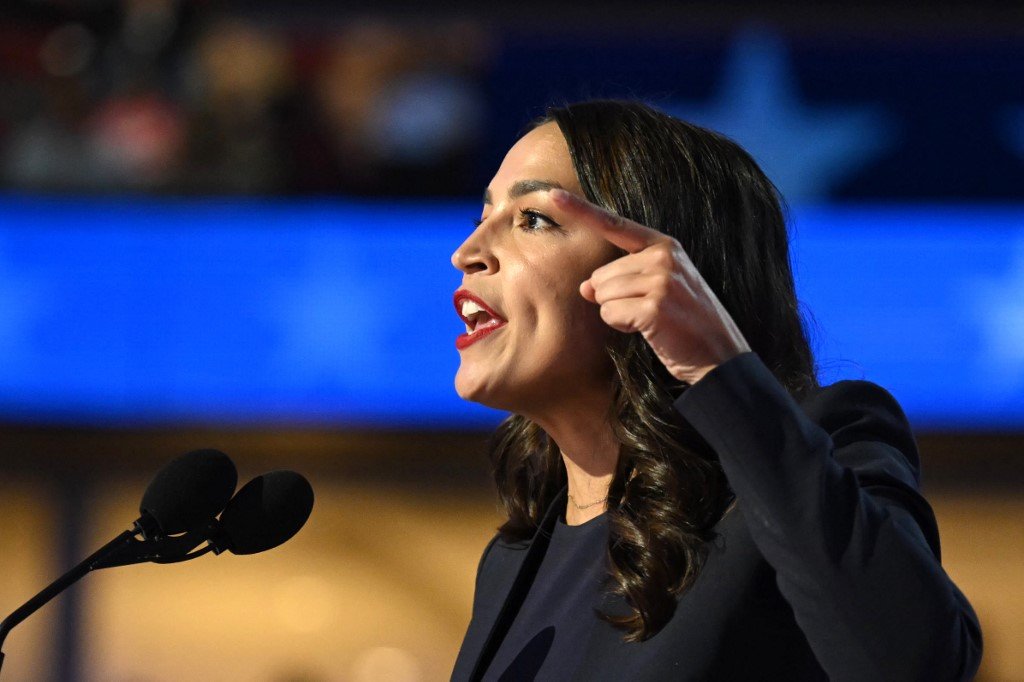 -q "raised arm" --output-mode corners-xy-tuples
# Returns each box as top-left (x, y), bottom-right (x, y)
(552, 186), (982, 679)
(675, 352), (982, 681)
